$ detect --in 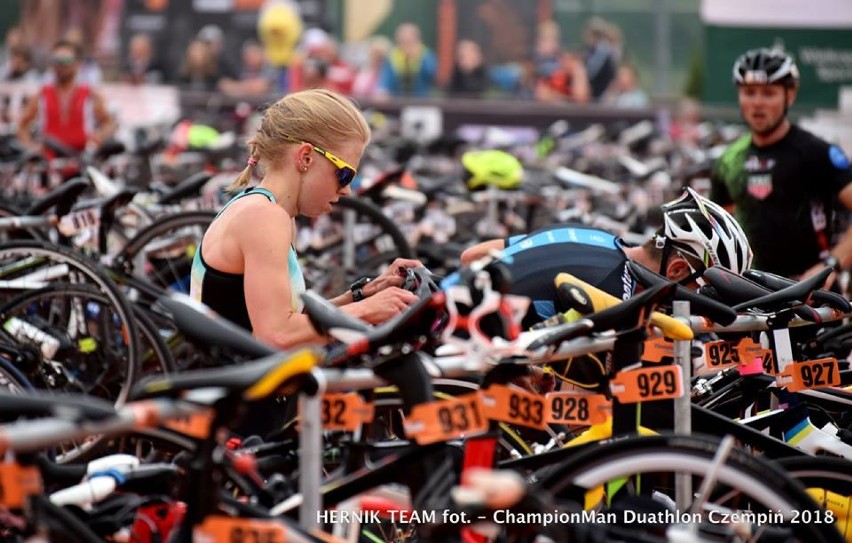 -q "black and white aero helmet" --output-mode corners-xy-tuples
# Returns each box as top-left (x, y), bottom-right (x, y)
(733, 48), (800, 87)
(661, 188), (753, 275)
